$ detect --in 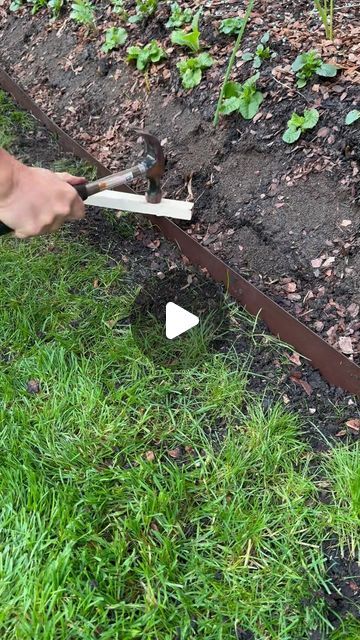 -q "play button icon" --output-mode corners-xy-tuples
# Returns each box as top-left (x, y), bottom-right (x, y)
(166, 303), (199, 340)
